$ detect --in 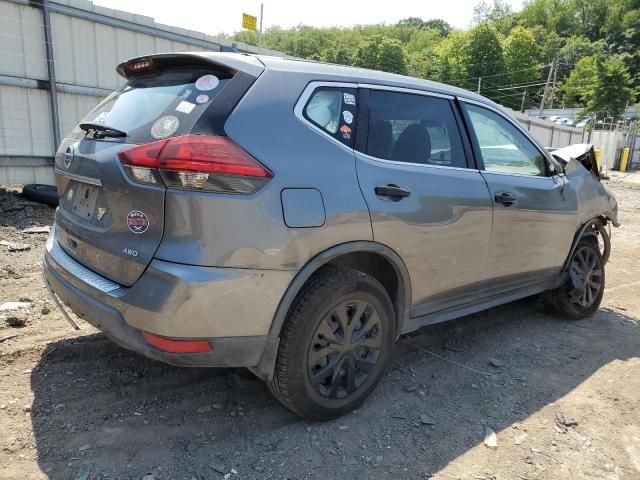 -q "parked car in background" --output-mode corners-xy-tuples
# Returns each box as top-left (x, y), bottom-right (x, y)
(43, 53), (618, 419)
